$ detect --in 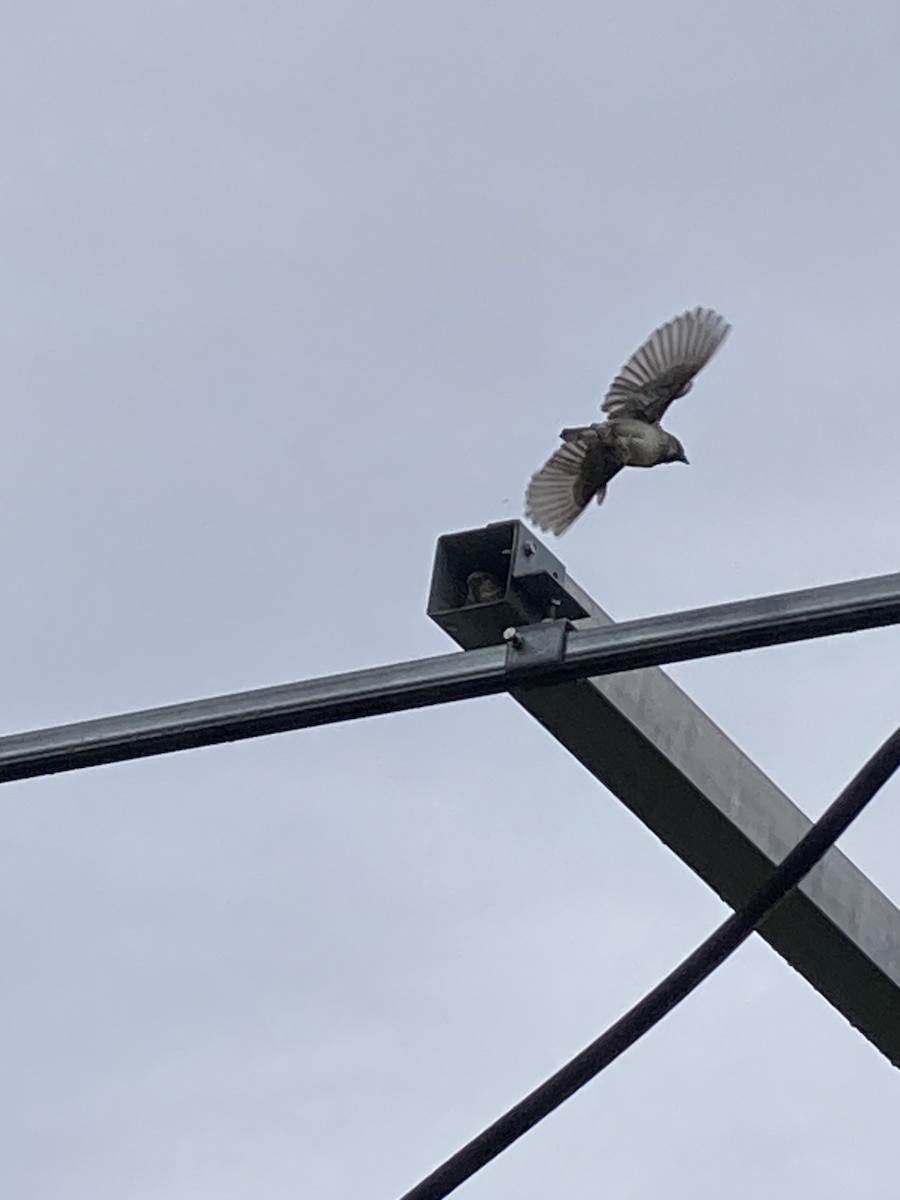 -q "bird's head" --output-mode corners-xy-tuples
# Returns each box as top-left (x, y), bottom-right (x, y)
(665, 436), (689, 465)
